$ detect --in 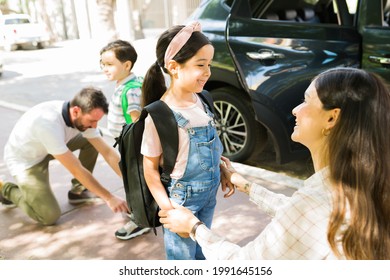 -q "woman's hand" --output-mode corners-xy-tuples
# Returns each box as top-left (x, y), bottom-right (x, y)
(159, 201), (199, 235)
(220, 156), (236, 180)
(220, 156), (236, 197)
(221, 168), (235, 198)
(220, 156), (252, 195)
